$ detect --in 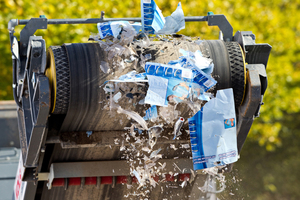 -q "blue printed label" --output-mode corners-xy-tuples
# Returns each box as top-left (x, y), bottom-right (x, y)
(224, 118), (235, 129)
